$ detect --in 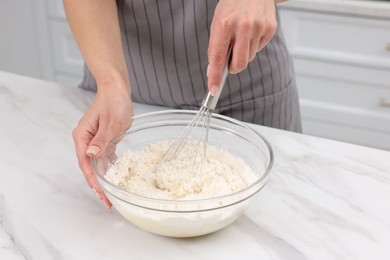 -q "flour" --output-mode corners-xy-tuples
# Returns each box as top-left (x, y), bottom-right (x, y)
(105, 140), (256, 200)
